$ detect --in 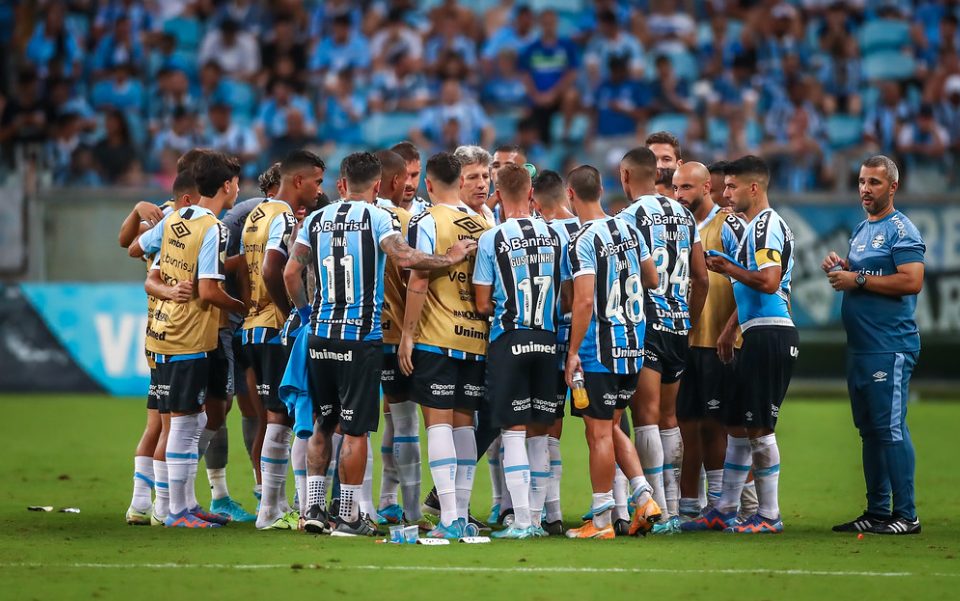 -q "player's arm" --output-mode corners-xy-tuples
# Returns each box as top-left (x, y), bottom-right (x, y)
(232, 254), (252, 309)
(472, 231), (495, 317)
(196, 223), (245, 314)
(716, 307), (739, 364)
(564, 273), (594, 388)
(687, 240), (709, 329)
(640, 255), (658, 290)
(128, 215), (167, 259)
(262, 249), (293, 316)
(707, 256), (781, 294)
(283, 242), (312, 324)
(827, 262), (924, 295)
(380, 232), (477, 270)
(198, 279), (246, 314)
(119, 202), (163, 248)
(144, 267), (193, 303)
(559, 280), (573, 314)
(474, 284), (493, 316)
(398, 268), (429, 377)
